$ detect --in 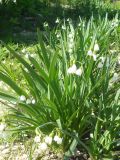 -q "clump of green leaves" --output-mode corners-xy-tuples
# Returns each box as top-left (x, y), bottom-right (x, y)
(0, 16), (120, 159)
